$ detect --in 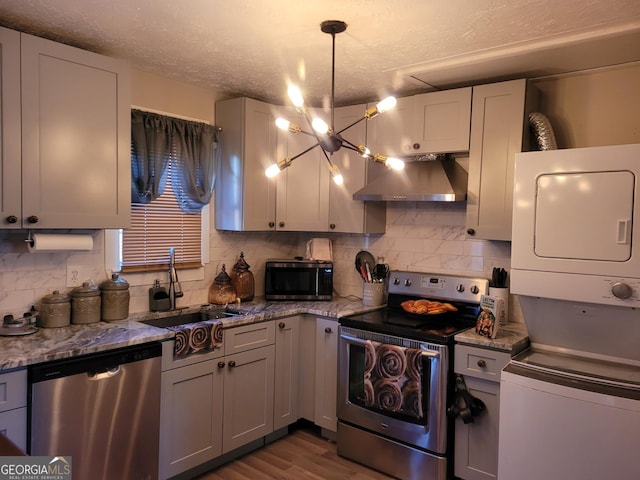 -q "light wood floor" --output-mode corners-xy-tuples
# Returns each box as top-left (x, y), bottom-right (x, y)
(196, 425), (395, 480)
